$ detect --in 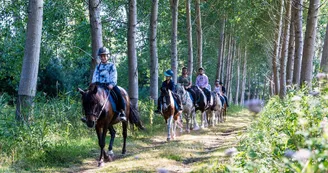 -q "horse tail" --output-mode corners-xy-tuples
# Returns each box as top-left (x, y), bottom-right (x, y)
(129, 105), (145, 130)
